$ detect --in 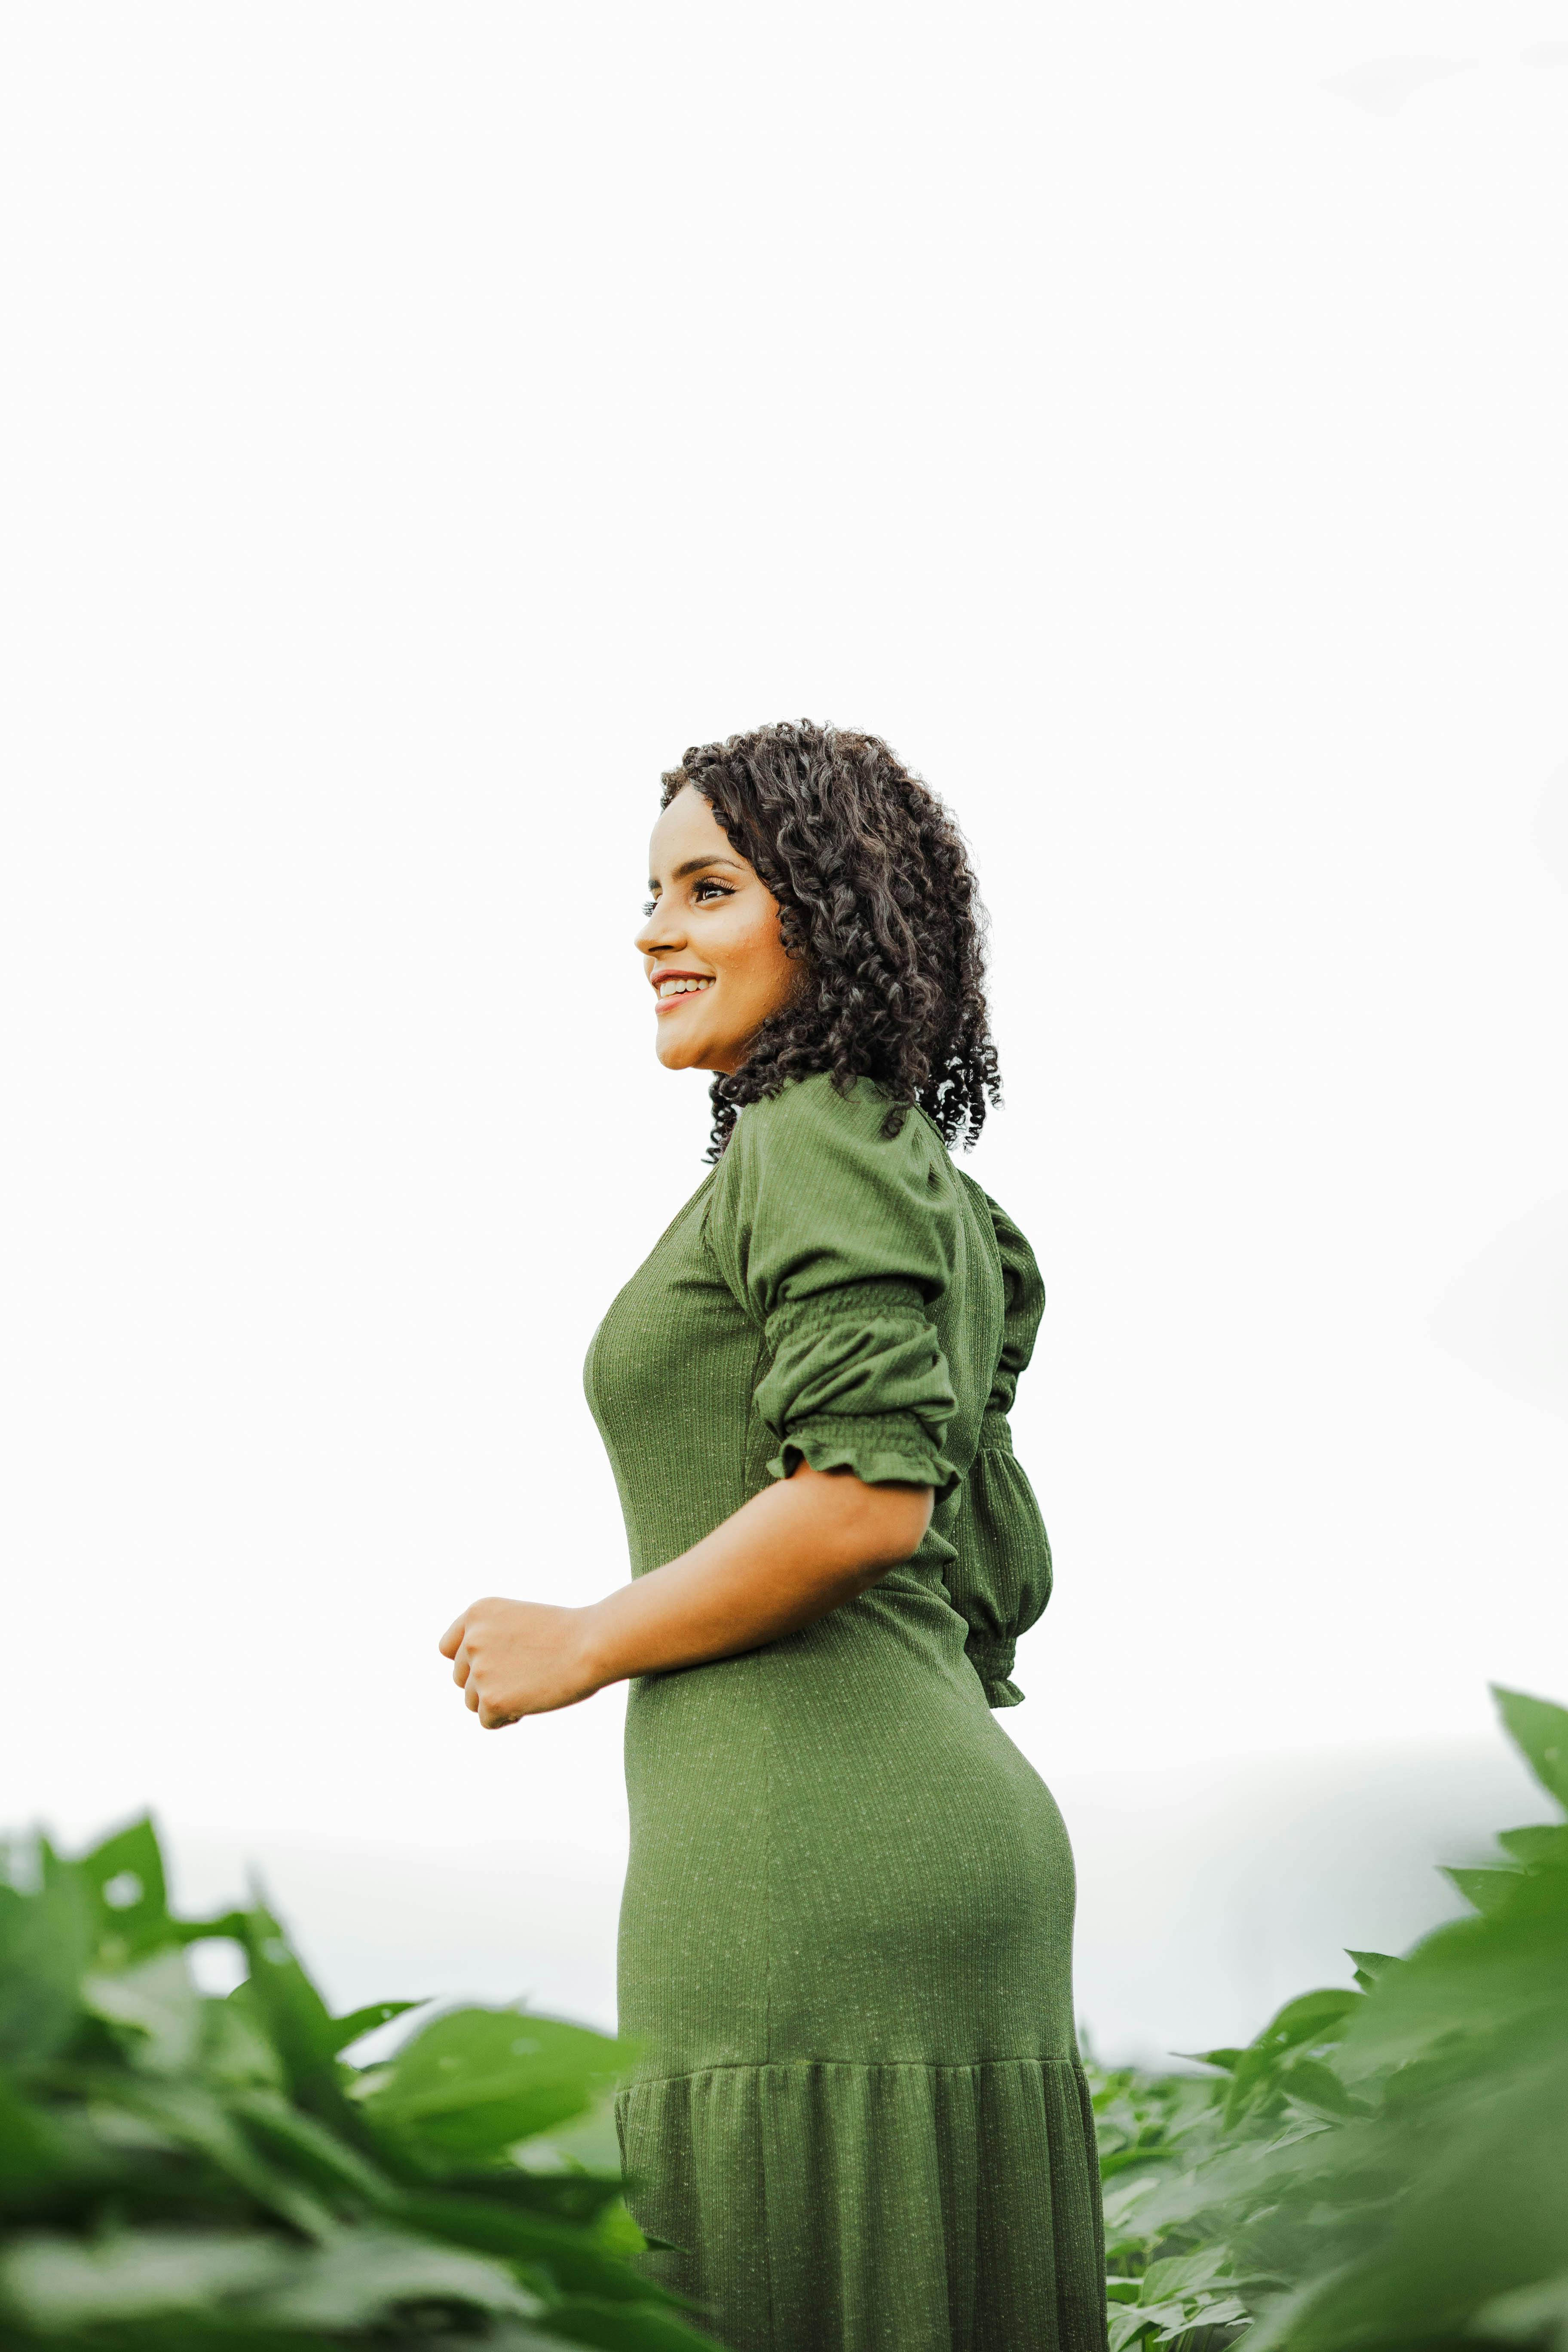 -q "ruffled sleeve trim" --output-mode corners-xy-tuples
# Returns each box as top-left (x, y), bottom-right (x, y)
(946, 1401), (1053, 1709)
(769, 1411), (960, 1501)
(964, 1636), (1025, 1710)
